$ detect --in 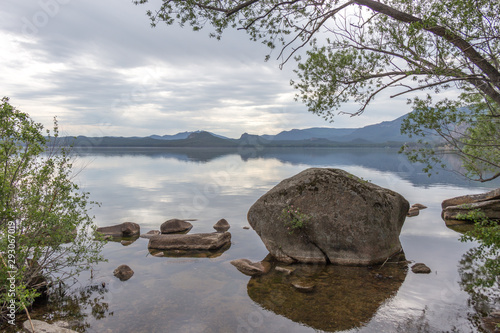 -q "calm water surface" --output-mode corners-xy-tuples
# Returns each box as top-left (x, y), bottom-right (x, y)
(17, 148), (500, 332)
